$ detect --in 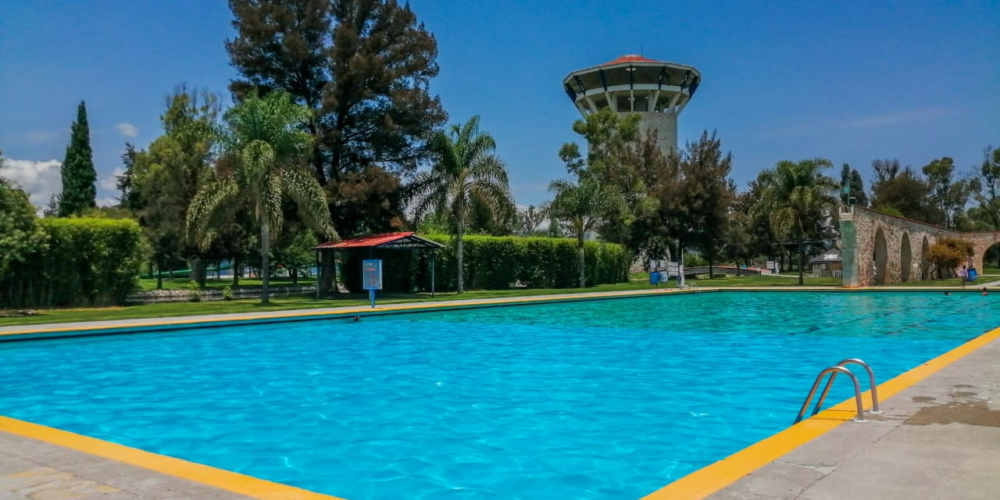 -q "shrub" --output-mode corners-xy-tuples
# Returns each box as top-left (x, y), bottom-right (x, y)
(928, 237), (974, 278)
(222, 285), (234, 301)
(340, 234), (630, 292)
(0, 218), (144, 308)
(188, 282), (203, 302)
